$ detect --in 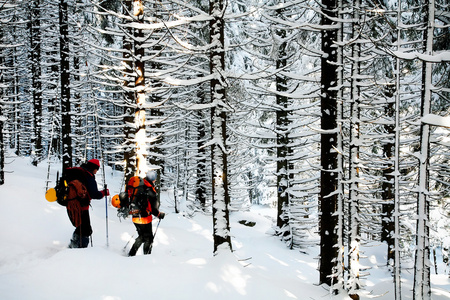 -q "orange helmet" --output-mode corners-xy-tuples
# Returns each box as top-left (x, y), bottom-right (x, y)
(128, 176), (141, 188)
(111, 194), (121, 208)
